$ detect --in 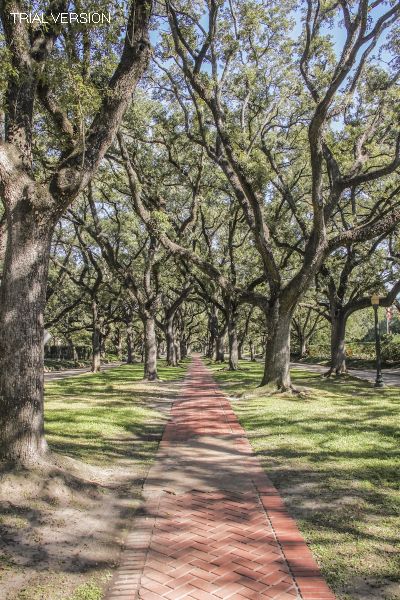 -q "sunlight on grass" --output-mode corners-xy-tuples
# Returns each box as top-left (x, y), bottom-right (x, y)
(45, 362), (187, 467)
(210, 360), (400, 600)
(11, 361), (189, 600)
